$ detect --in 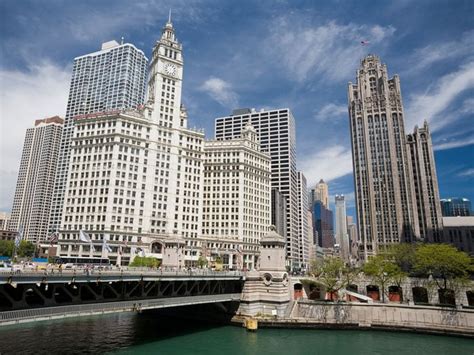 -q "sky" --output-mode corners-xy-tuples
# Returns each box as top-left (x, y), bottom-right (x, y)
(0, 0), (473, 219)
